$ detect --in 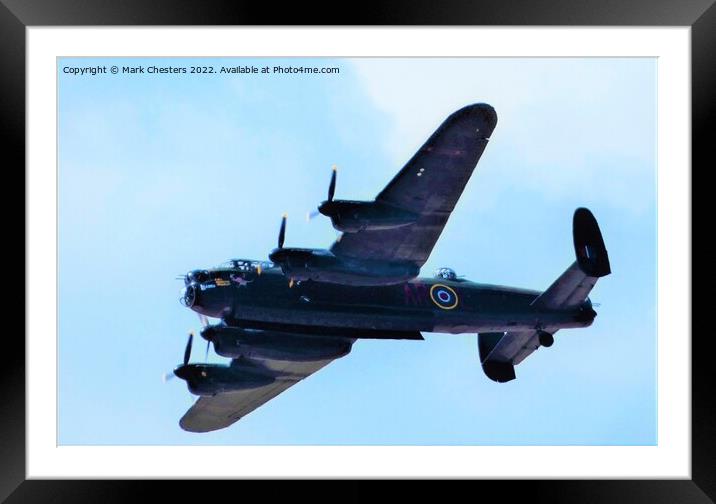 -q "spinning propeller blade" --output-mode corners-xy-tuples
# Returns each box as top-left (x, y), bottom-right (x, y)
(278, 214), (287, 249)
(196, 314), (211, 360)
(183, 331), (194, 366)
(327, 165), (337, 202)
(162, 331), (193, 384)
(308, 166), (338, 221)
